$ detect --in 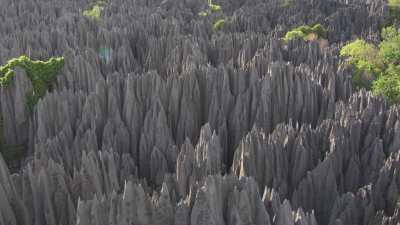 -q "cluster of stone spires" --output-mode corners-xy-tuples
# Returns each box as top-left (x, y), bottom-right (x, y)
(0, 0), (399, 224)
